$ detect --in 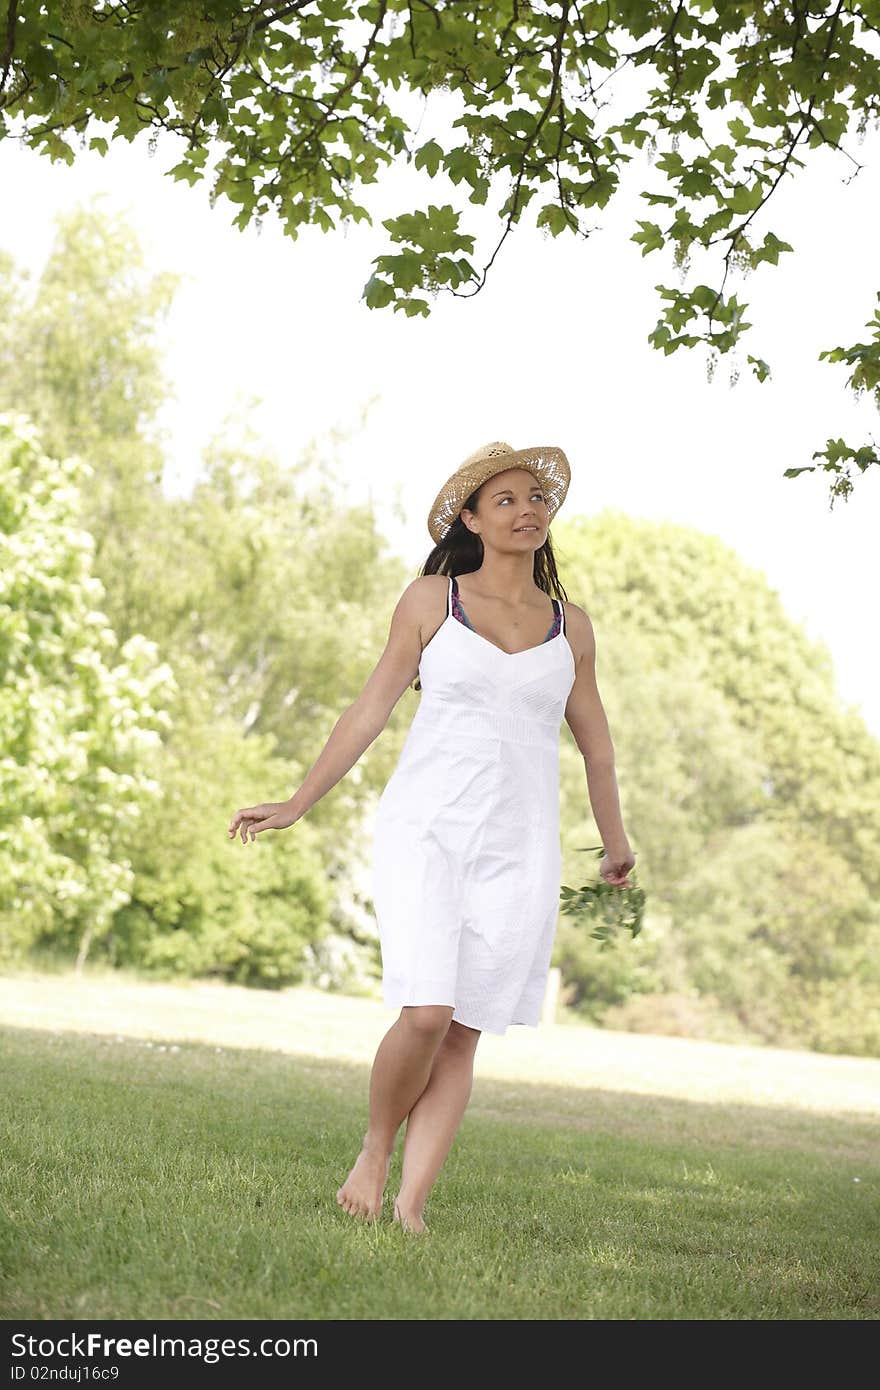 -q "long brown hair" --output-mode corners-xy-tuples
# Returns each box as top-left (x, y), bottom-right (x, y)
(410, 480), (569, 691)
